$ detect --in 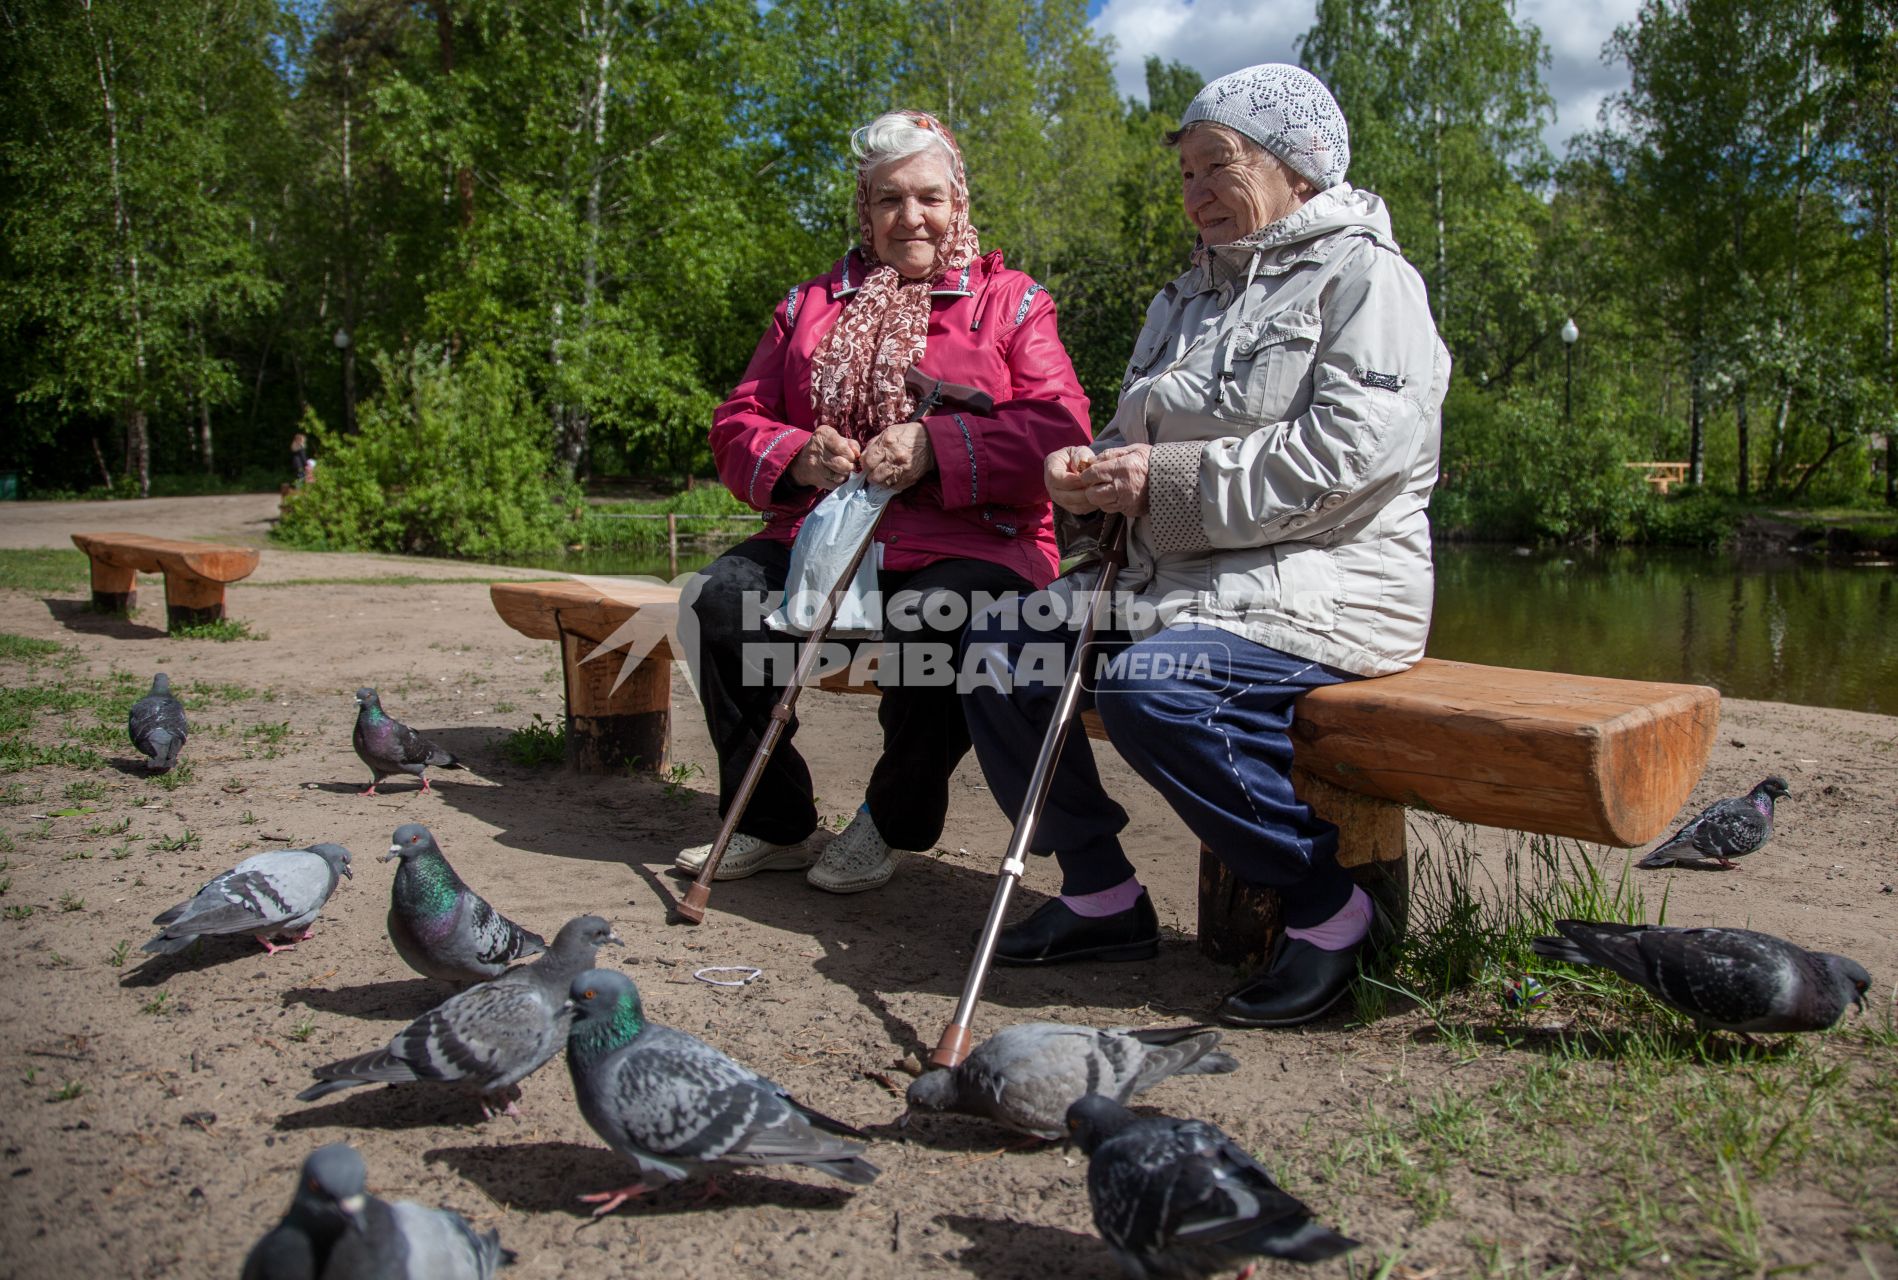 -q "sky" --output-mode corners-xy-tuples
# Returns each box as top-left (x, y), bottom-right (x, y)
(1086, 0), (1643, 158)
